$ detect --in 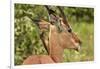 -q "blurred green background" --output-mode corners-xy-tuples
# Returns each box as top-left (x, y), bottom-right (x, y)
(14, 4), (94, 65)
